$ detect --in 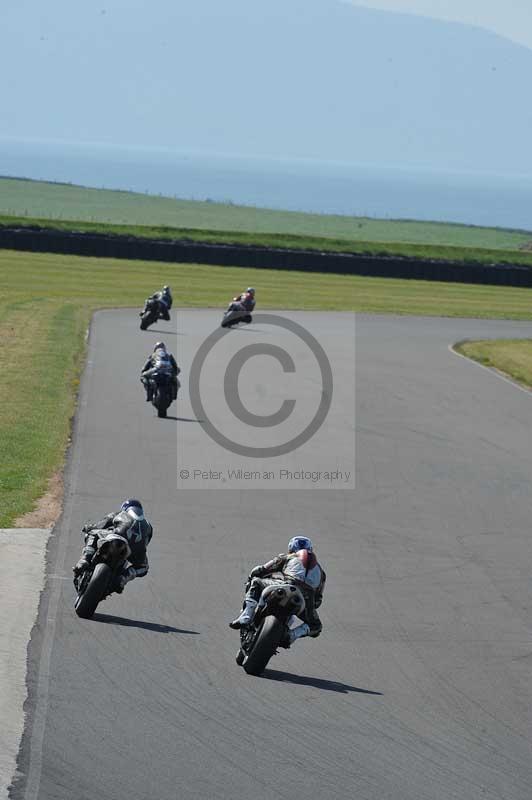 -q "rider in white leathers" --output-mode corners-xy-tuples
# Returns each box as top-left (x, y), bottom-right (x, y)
(229, 536), (325, 645)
